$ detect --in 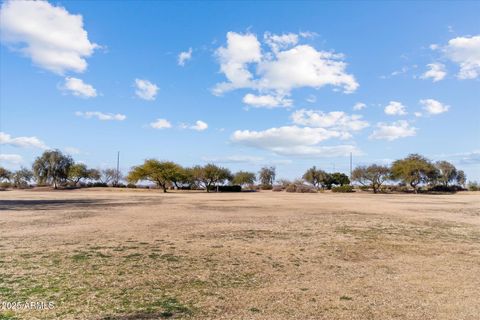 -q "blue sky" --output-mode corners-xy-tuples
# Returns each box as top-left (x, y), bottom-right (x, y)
(1, 0), (479, 181)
